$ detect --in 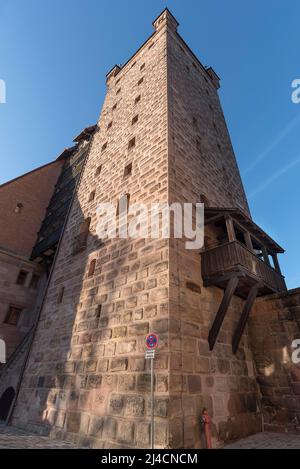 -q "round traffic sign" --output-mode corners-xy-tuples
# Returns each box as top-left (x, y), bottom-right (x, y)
(146, 333), (158, 349)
